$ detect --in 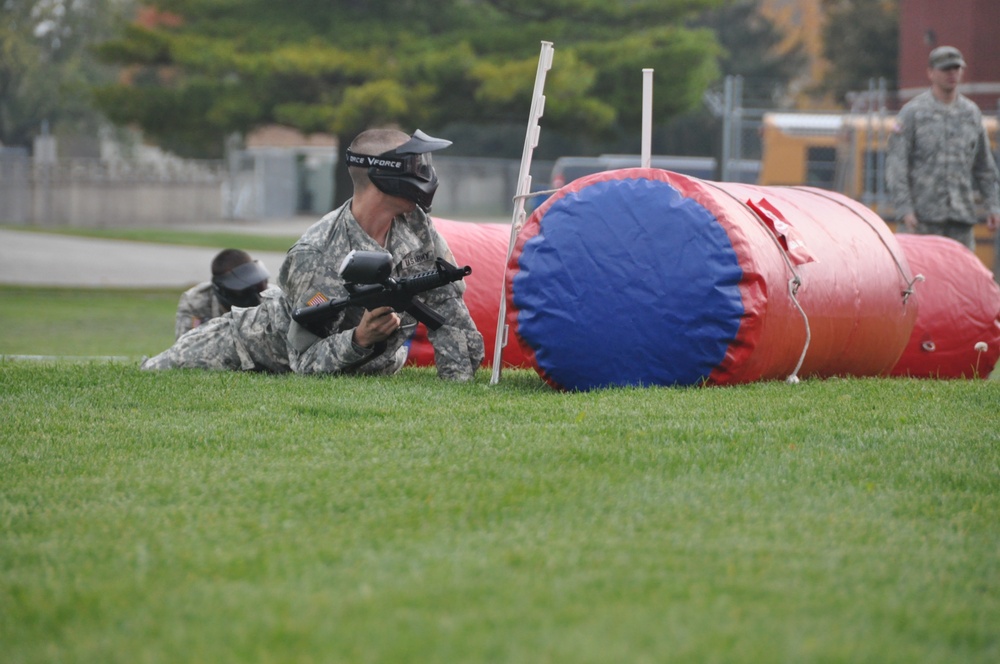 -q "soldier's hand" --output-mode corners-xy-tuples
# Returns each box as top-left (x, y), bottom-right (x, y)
(353, 306), (401, 348)
(902, 213), (918, 232)
(987, 213), (1000, 232)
